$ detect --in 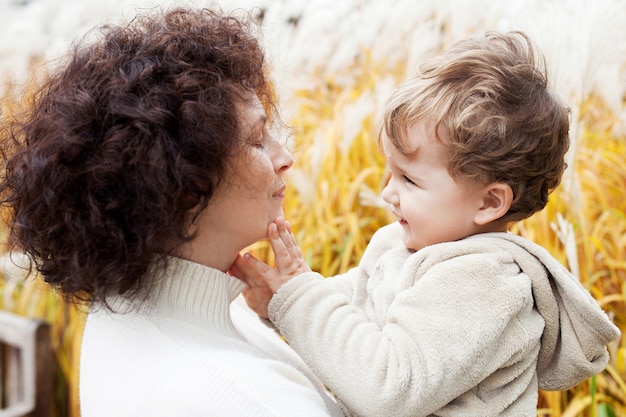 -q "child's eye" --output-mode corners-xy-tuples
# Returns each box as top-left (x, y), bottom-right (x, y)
(403, 175), (416, 185)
